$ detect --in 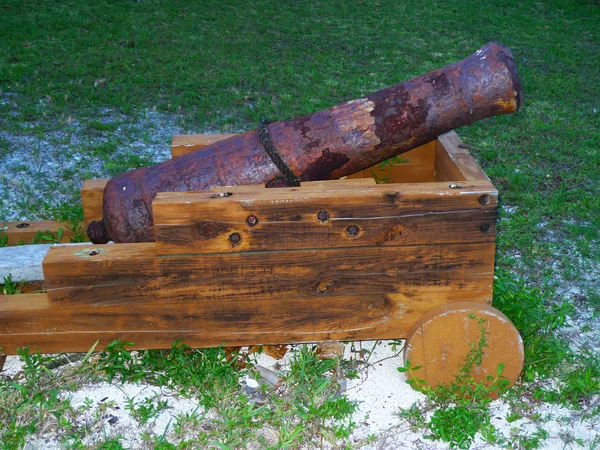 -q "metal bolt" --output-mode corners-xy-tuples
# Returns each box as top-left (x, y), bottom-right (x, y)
(480, 223), (492, 234)
(317, 210), (330, 222)
(229, 232), (242, 246)
(458, 143), (469, 149)
(346, 225), (360, 237)
(479, 195), (491, 205)
(16, 223), (30, 228)
(246, 214), (259, 227)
